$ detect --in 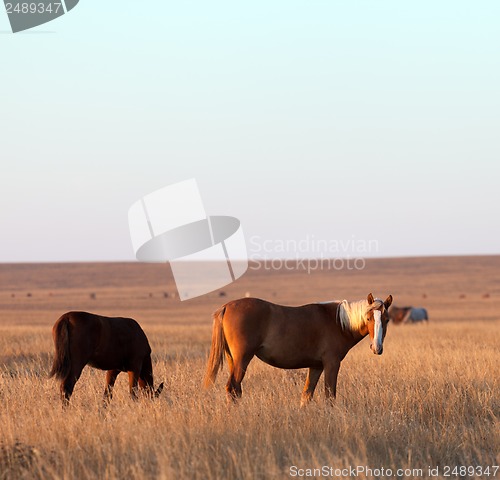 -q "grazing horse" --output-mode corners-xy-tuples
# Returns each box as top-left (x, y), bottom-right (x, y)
(50, 312), (163, 405)
(389, 306), (411, 325)
(389, 306), (428, 324)
(204, 293), (393, 406)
